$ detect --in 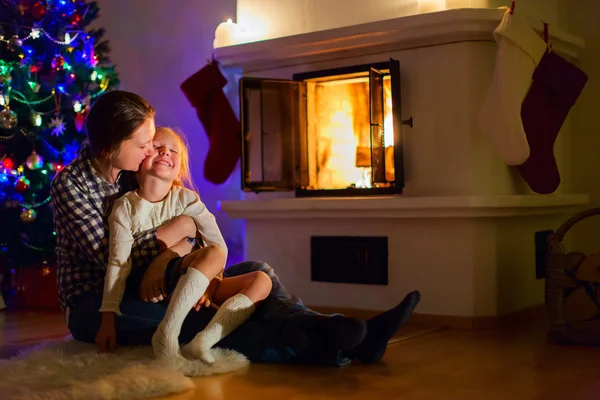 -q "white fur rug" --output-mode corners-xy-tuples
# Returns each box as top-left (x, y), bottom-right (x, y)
(0, 339), (249, 400)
